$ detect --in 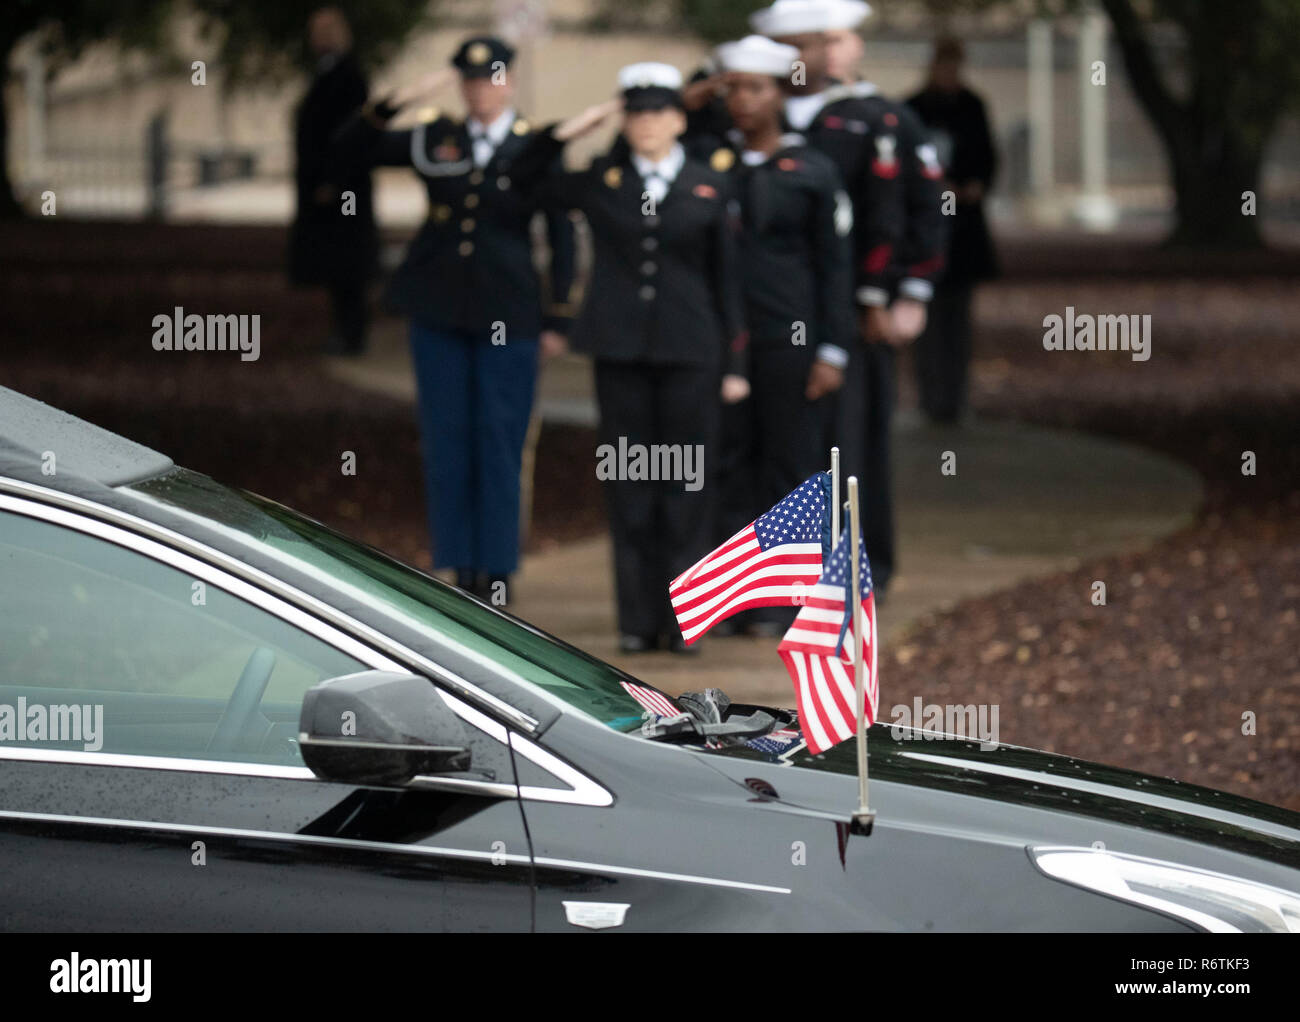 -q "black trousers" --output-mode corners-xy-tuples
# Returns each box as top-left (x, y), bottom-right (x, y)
(829, 340), (896, 593)
(719, 344), (833, 624)
(915, 282), (974, 424)
(595, 361), (720, 640)
(327, 279), (370, 354)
